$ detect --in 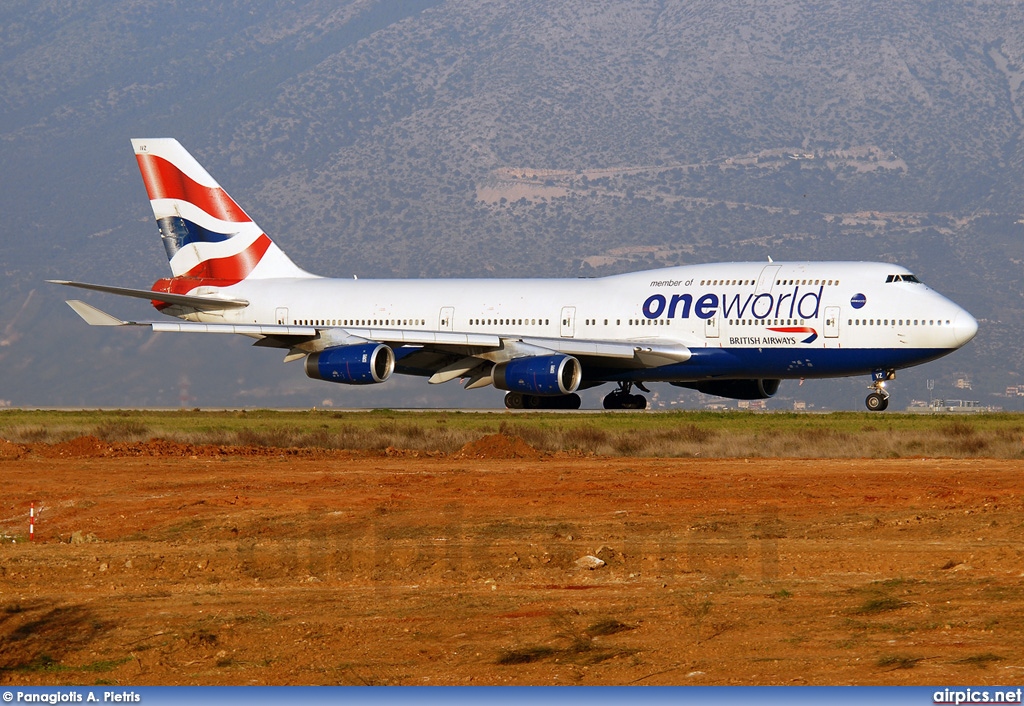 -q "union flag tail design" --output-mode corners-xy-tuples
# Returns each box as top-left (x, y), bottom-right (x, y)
(132, 138), (312, 289)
